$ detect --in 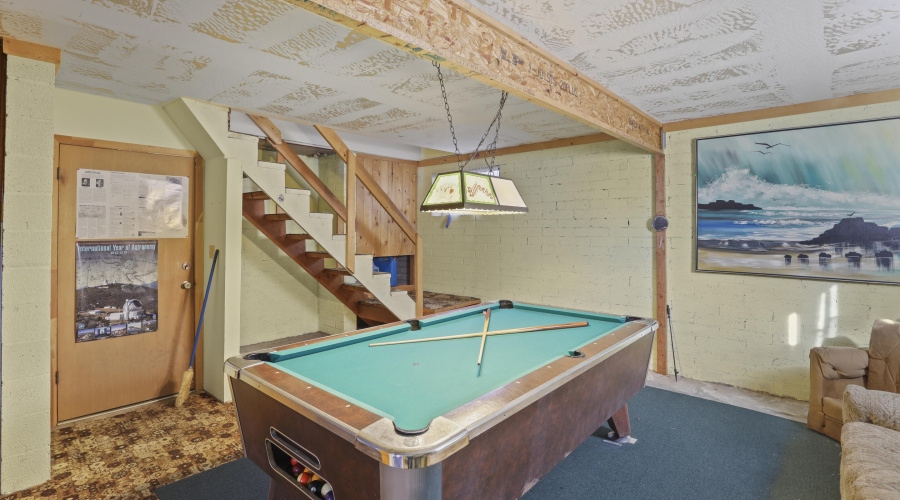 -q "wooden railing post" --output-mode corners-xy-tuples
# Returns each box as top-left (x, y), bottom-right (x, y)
(415, 235), (424, 317)
(345, 155), (357, 273)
